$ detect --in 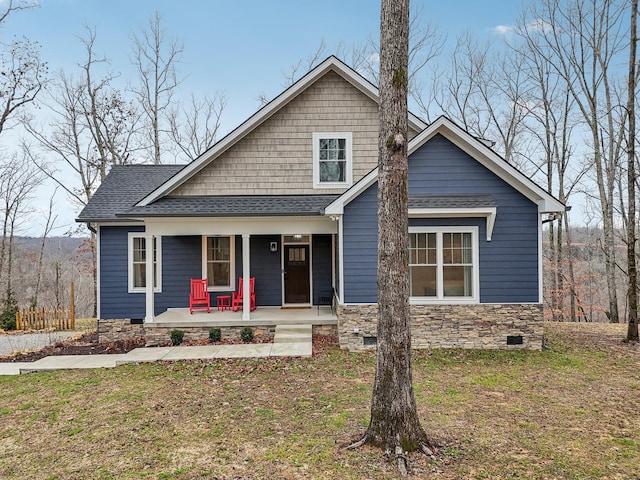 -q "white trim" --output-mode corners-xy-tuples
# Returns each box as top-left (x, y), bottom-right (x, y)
(281, 235), (313, 307)
(201, 235), (236, 292)
(312, 132), (353, 189)
(144, 234), (156, 323)
(324, 116), (565, 216)
(143, 216), (337, 236)
(242, 234), (251, 320)
(128, 232), (162, 294)
(407, 117), (565, 213)
(338, 216), (345, 303)
(538, 213), (544, 303)
(96, 226), (101, 320)
(136, 56), (427, 207)
(409, 207), (497, 241)
(408, 226), (479, 304)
